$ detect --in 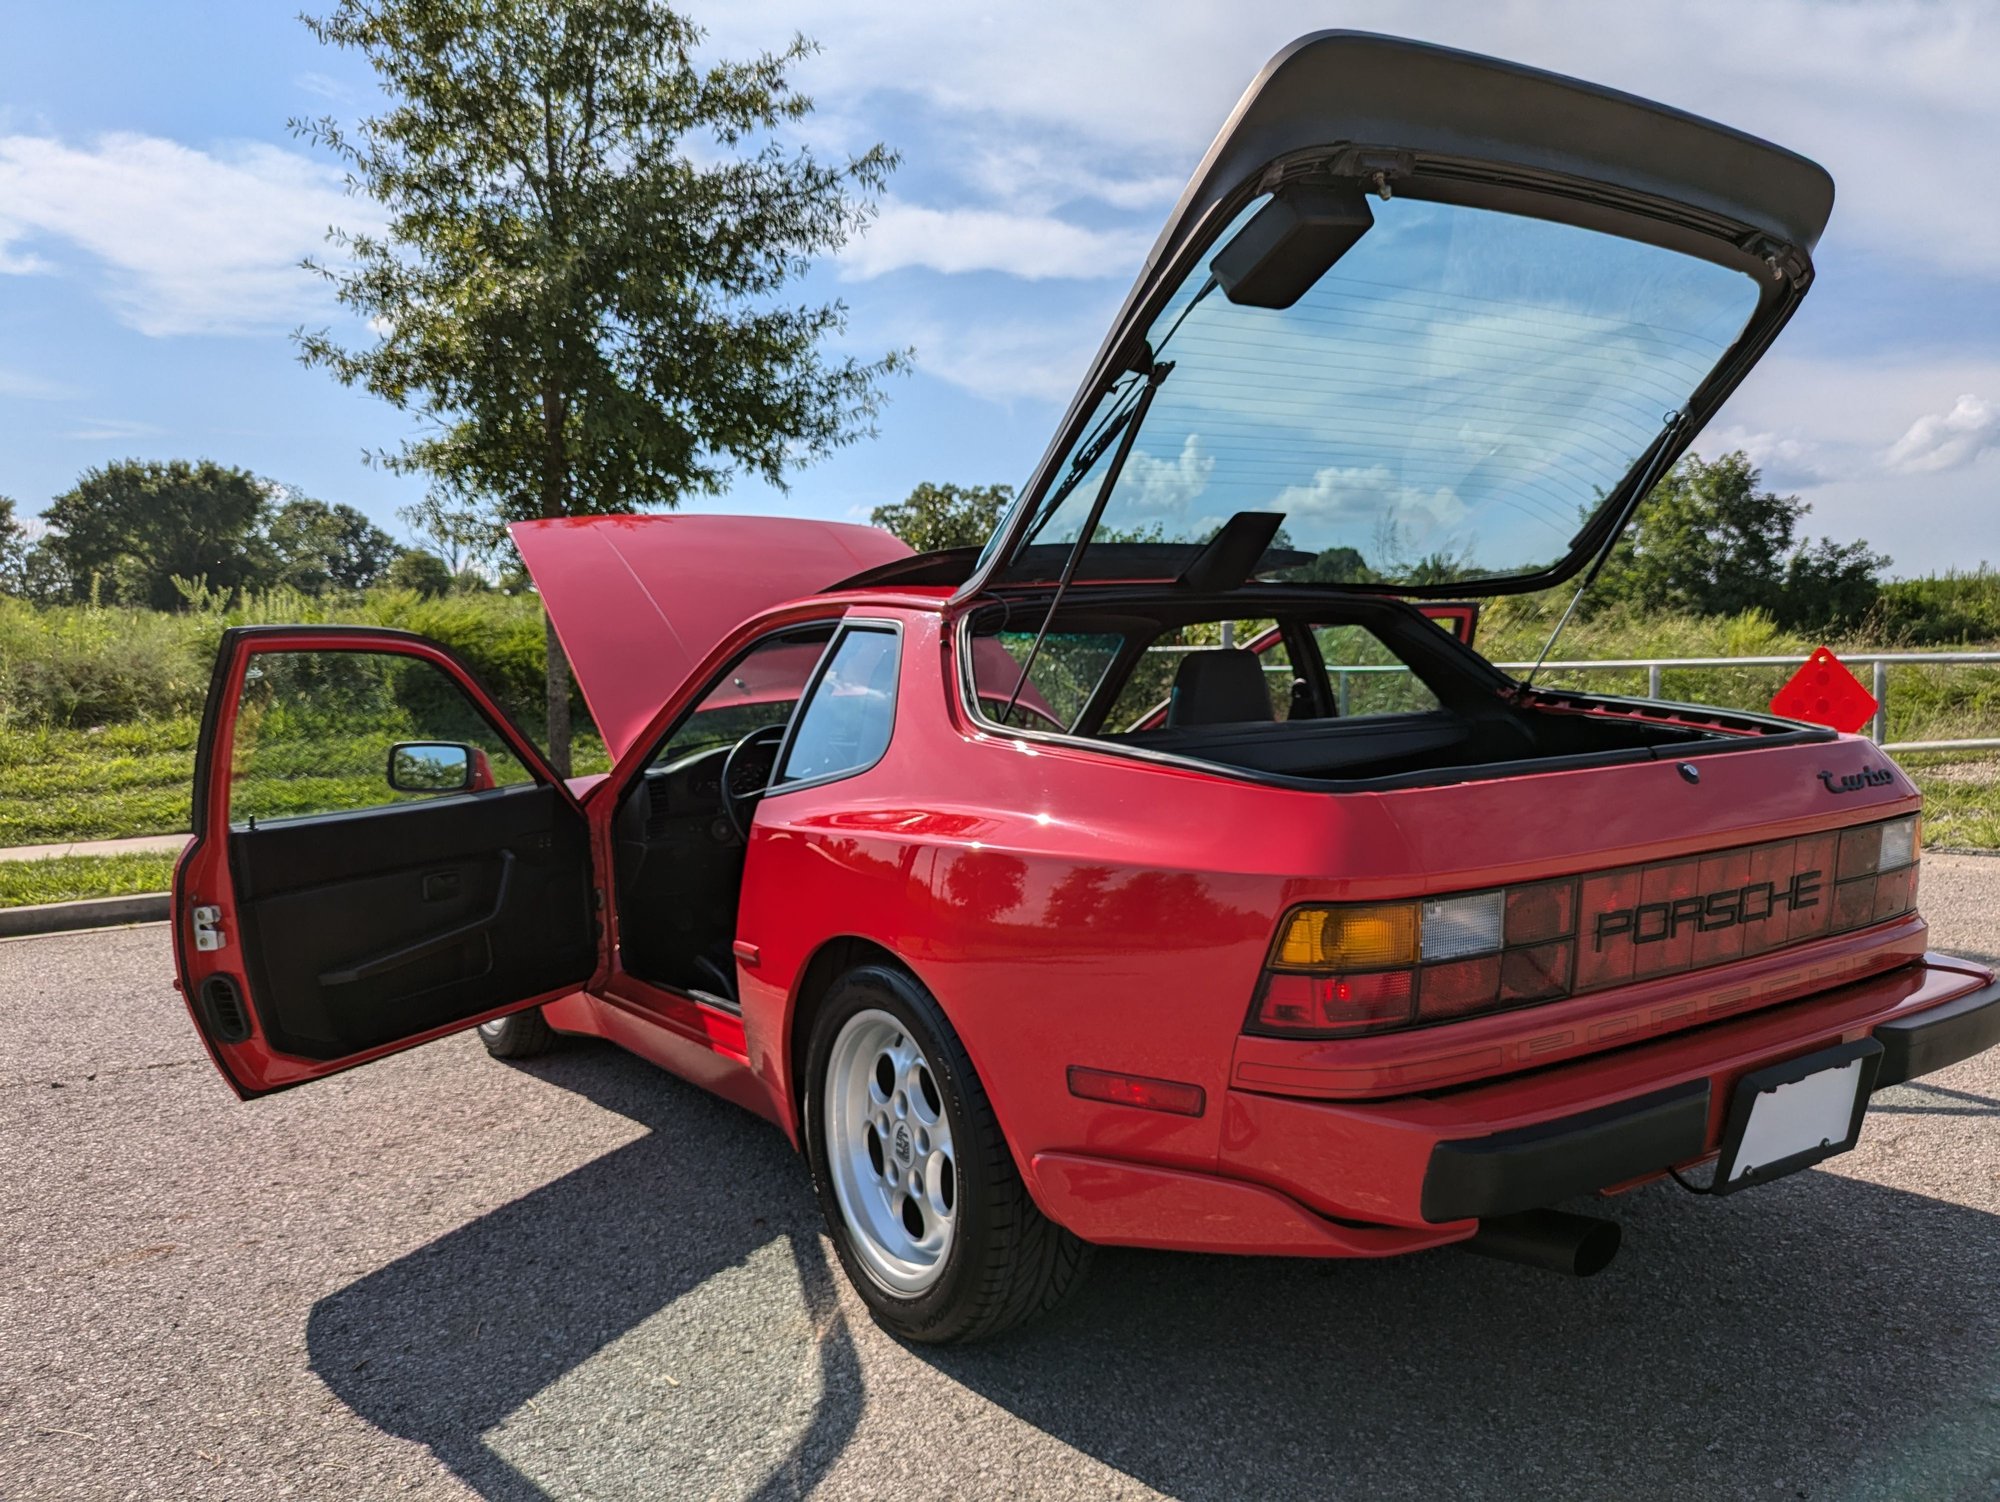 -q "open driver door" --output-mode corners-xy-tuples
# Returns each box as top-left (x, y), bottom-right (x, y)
(173, 626), (599, 1098)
